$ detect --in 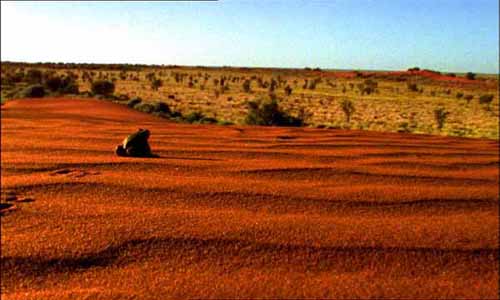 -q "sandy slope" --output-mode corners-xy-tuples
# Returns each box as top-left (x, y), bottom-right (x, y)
(1, 98), (498, 299)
